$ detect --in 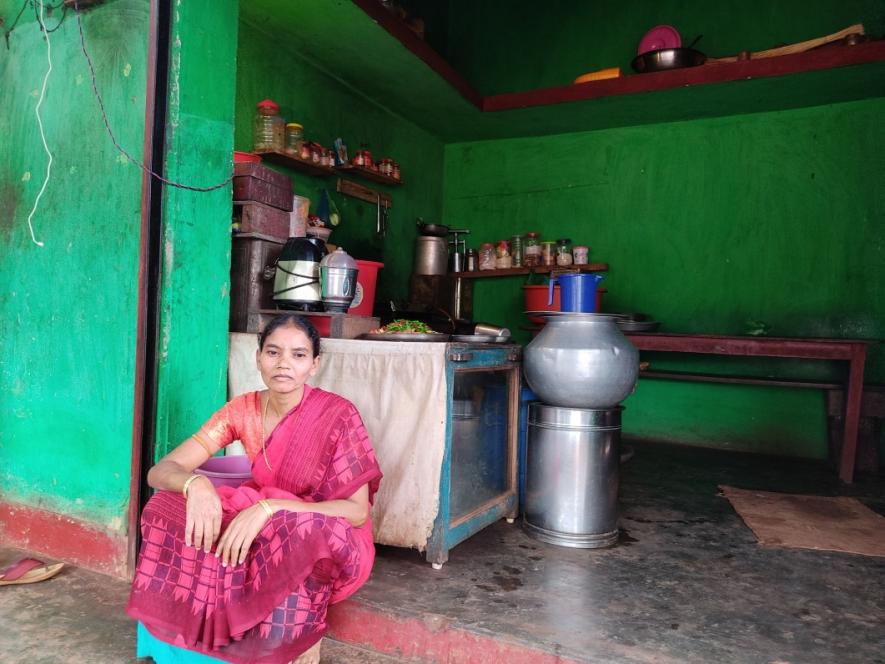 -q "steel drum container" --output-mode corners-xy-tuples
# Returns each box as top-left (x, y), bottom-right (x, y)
(524, 403), (621, 548)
